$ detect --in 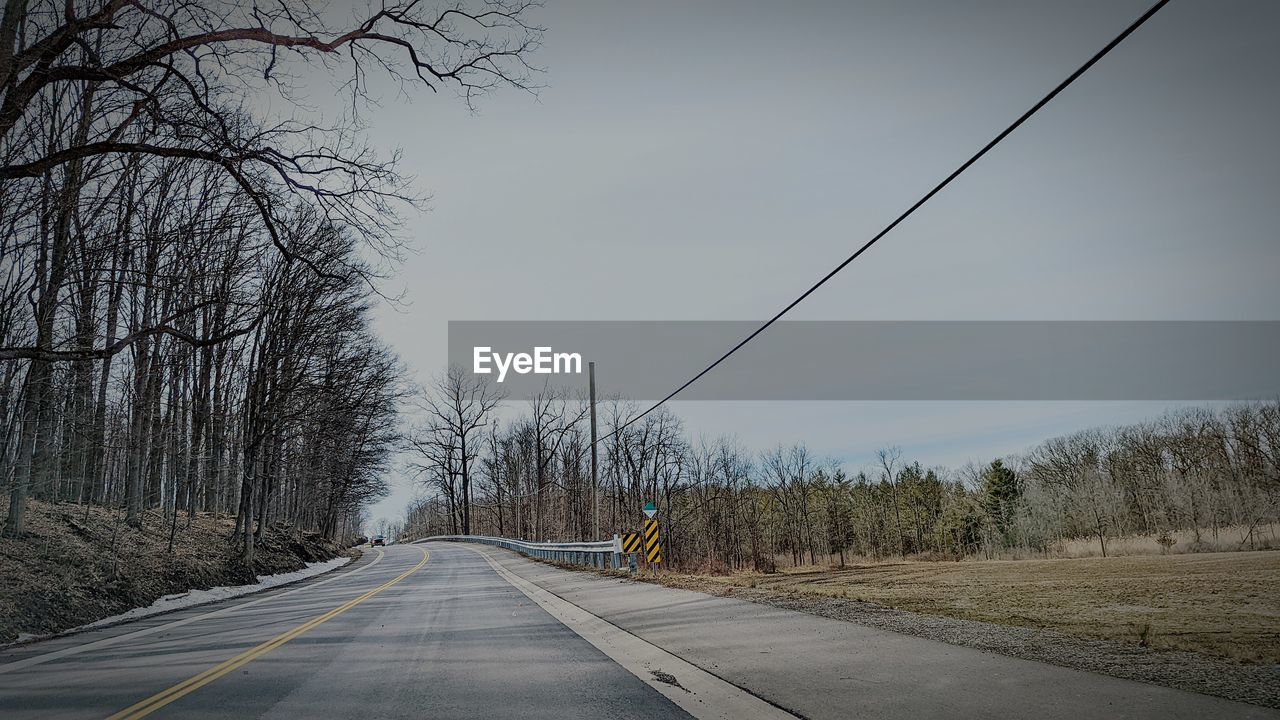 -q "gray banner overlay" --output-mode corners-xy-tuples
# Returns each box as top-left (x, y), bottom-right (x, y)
(447, 321), (1280, 401)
